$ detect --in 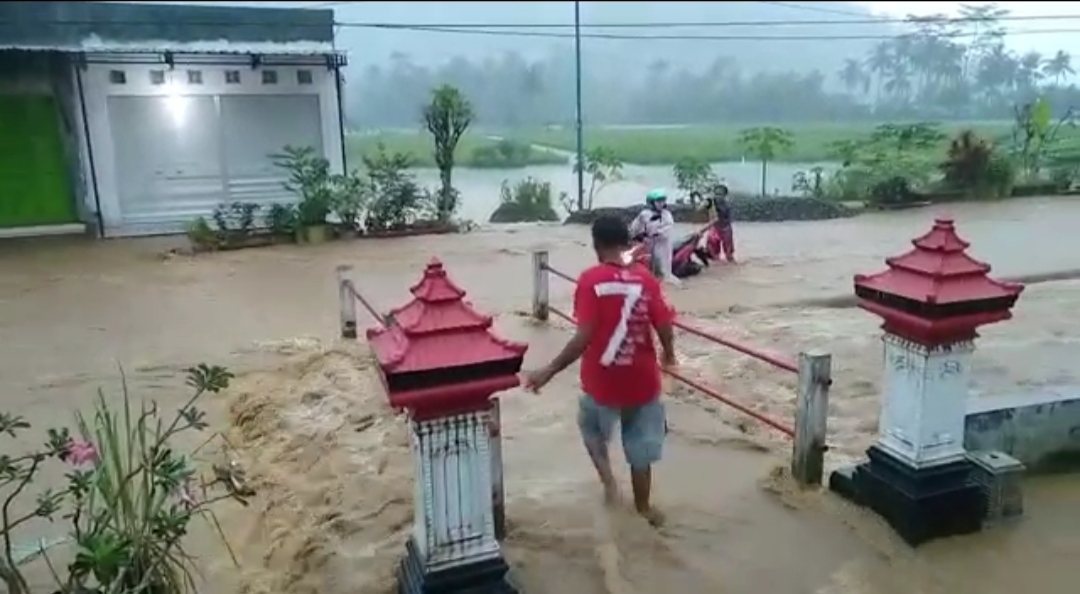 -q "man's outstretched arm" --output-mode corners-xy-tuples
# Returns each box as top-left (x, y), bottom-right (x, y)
(523, 278), (597, 390)
(655, 322), (676, 367)
(542, 320), (595, 376)
(647, 278), (678, 366)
